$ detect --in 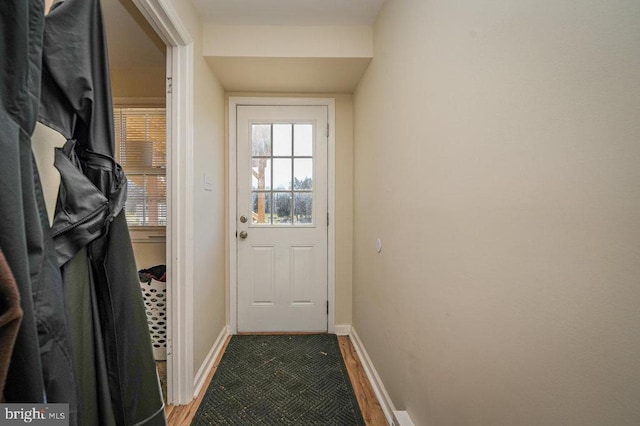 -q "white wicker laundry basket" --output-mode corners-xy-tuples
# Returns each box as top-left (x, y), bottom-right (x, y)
(140, 279), (167, 360)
